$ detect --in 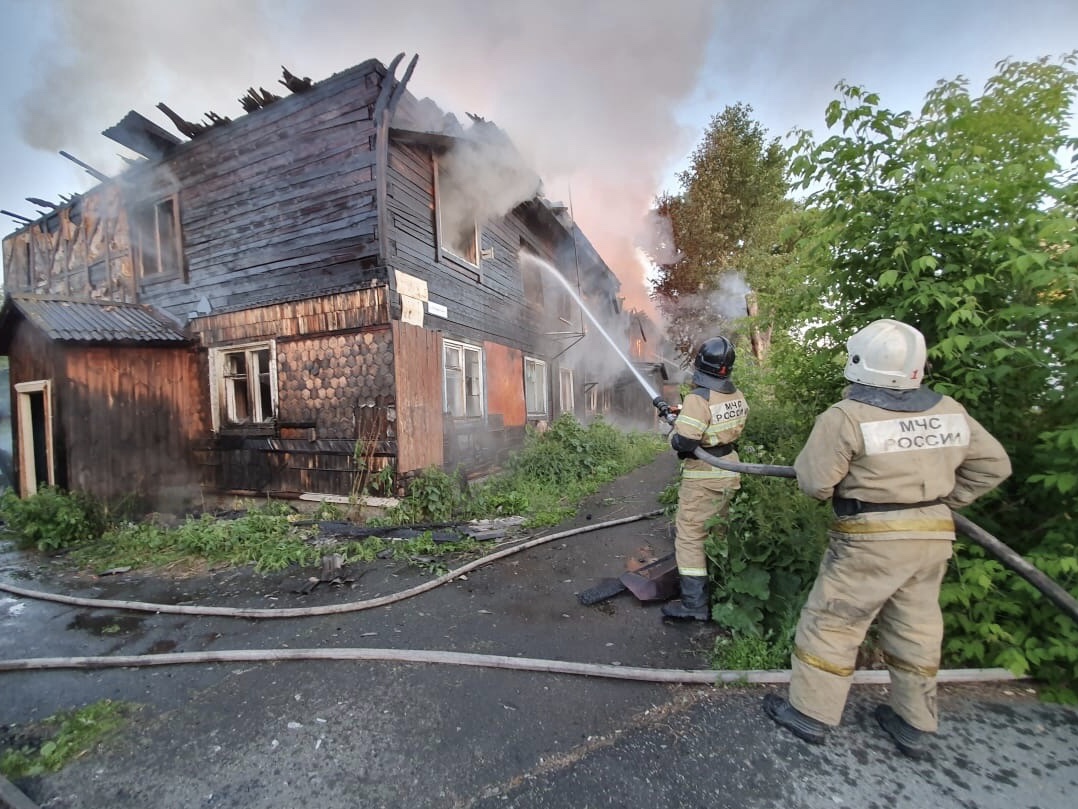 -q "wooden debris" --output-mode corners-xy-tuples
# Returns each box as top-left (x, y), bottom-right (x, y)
(240, 86), (282, 113)
(279, 66), (314, 94)
(2, 209), (34, 224)
(25, 197), (58, 209)
(157, 102), (206, 138)
(59, 150), (110, 182)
